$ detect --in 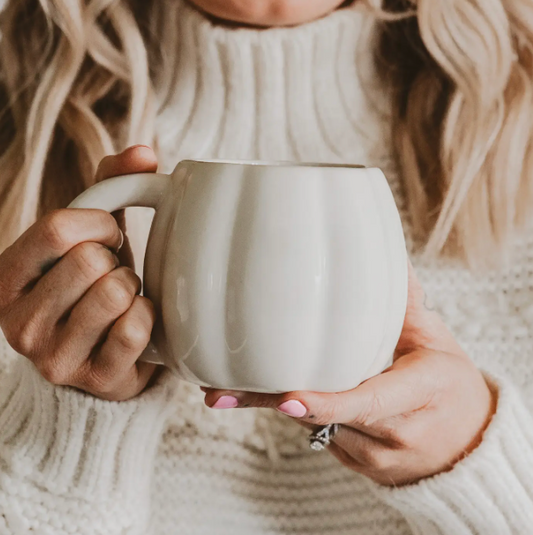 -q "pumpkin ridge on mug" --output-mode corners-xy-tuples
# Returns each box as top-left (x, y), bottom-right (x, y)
(69, 160), (408, 393)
